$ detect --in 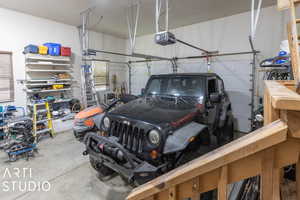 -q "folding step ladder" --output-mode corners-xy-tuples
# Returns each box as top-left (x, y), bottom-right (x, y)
(32, 102), (54, 142)
(285, 0), (300, 92)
